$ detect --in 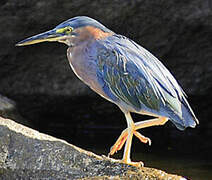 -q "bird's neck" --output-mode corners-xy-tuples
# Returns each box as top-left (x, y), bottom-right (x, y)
(69, 26), (113, 47)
